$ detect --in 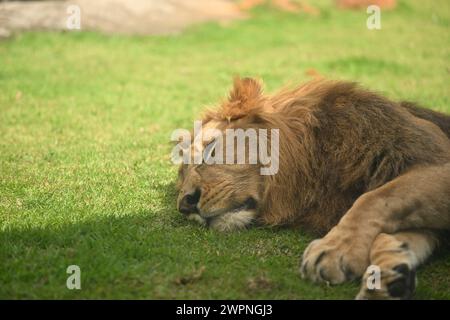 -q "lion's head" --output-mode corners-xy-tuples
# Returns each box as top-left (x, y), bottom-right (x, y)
(175, 77), (317, 231)
(175, 78), (267, 231)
